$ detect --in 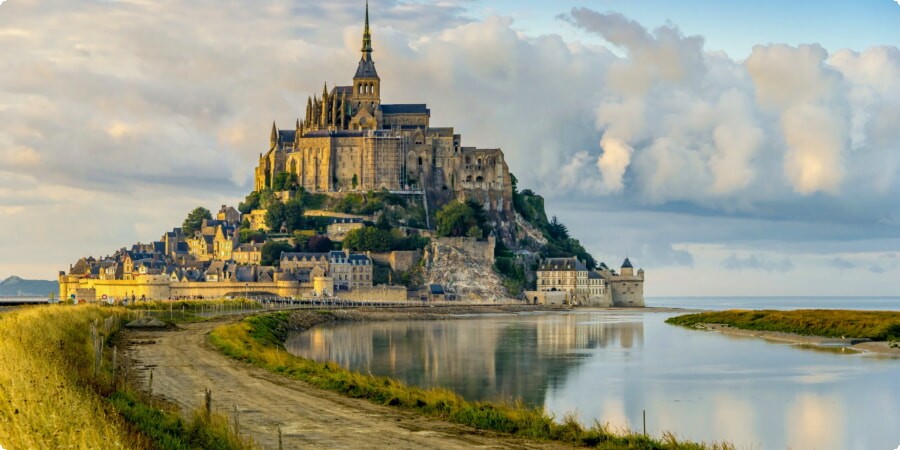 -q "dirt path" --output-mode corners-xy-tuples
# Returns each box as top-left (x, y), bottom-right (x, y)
(126, 319), (571, 449)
